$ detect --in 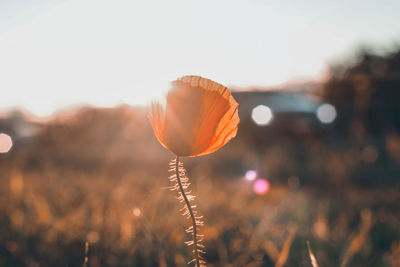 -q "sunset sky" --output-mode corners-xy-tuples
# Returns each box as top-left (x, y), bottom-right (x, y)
(1, 0), (399, 116)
